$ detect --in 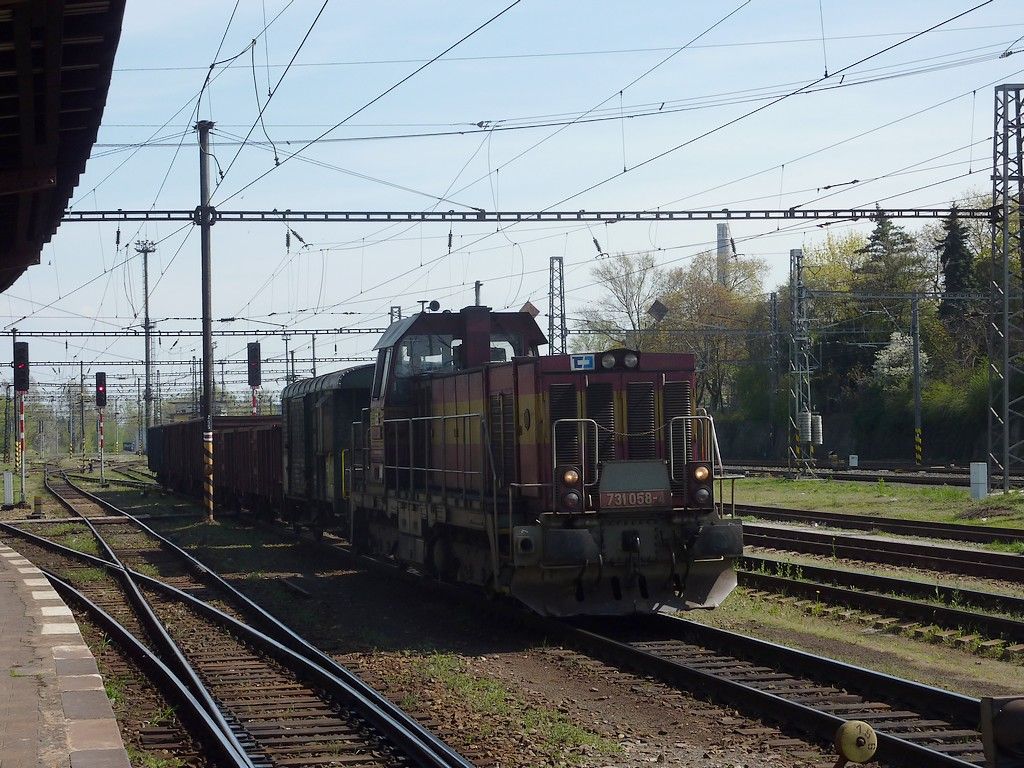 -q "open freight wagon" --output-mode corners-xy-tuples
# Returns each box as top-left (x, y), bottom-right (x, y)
(147, 416), (282, 515)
